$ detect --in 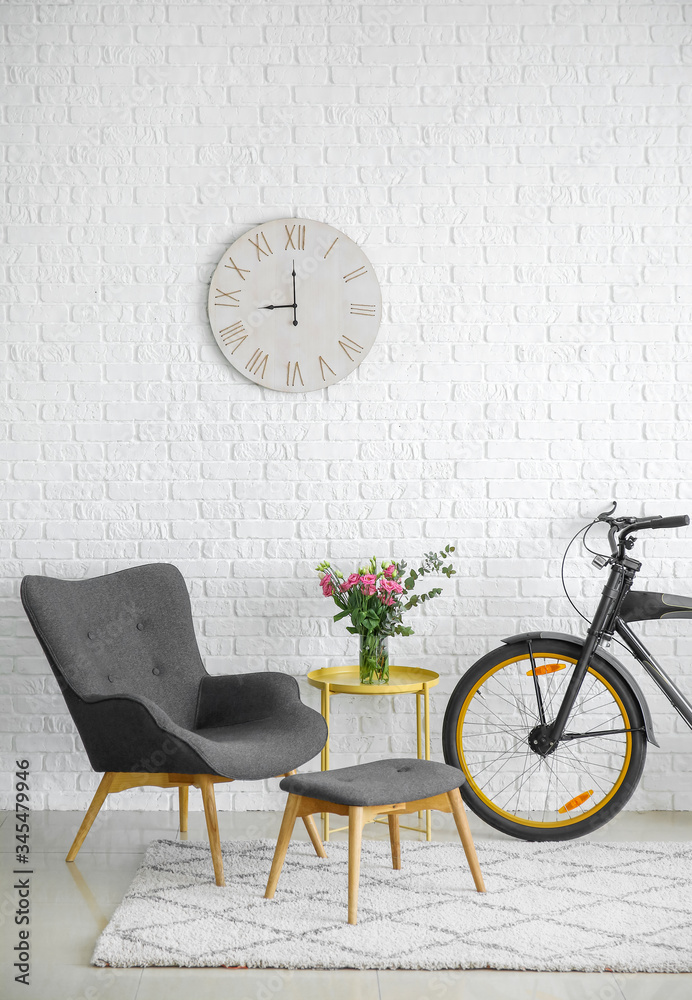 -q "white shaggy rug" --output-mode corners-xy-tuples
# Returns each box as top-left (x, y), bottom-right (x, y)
(92, 838), (692, 972)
